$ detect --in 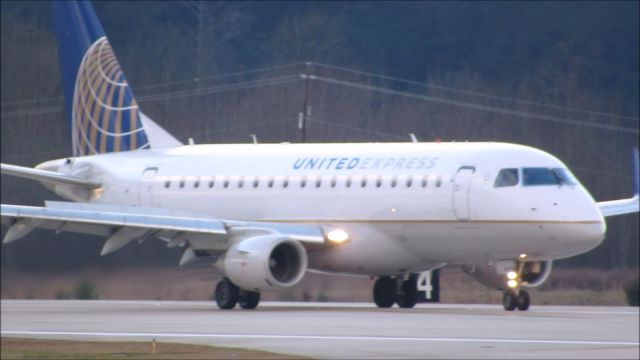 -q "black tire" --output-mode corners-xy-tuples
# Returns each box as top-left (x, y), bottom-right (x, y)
(397, 274), (418, 308)
(238, 291), (261, 310)
(215, 277), (239, 310)
(502, 291), (517, 311)
(516, 290), (530, 311)
(373, 276), (397, 308)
